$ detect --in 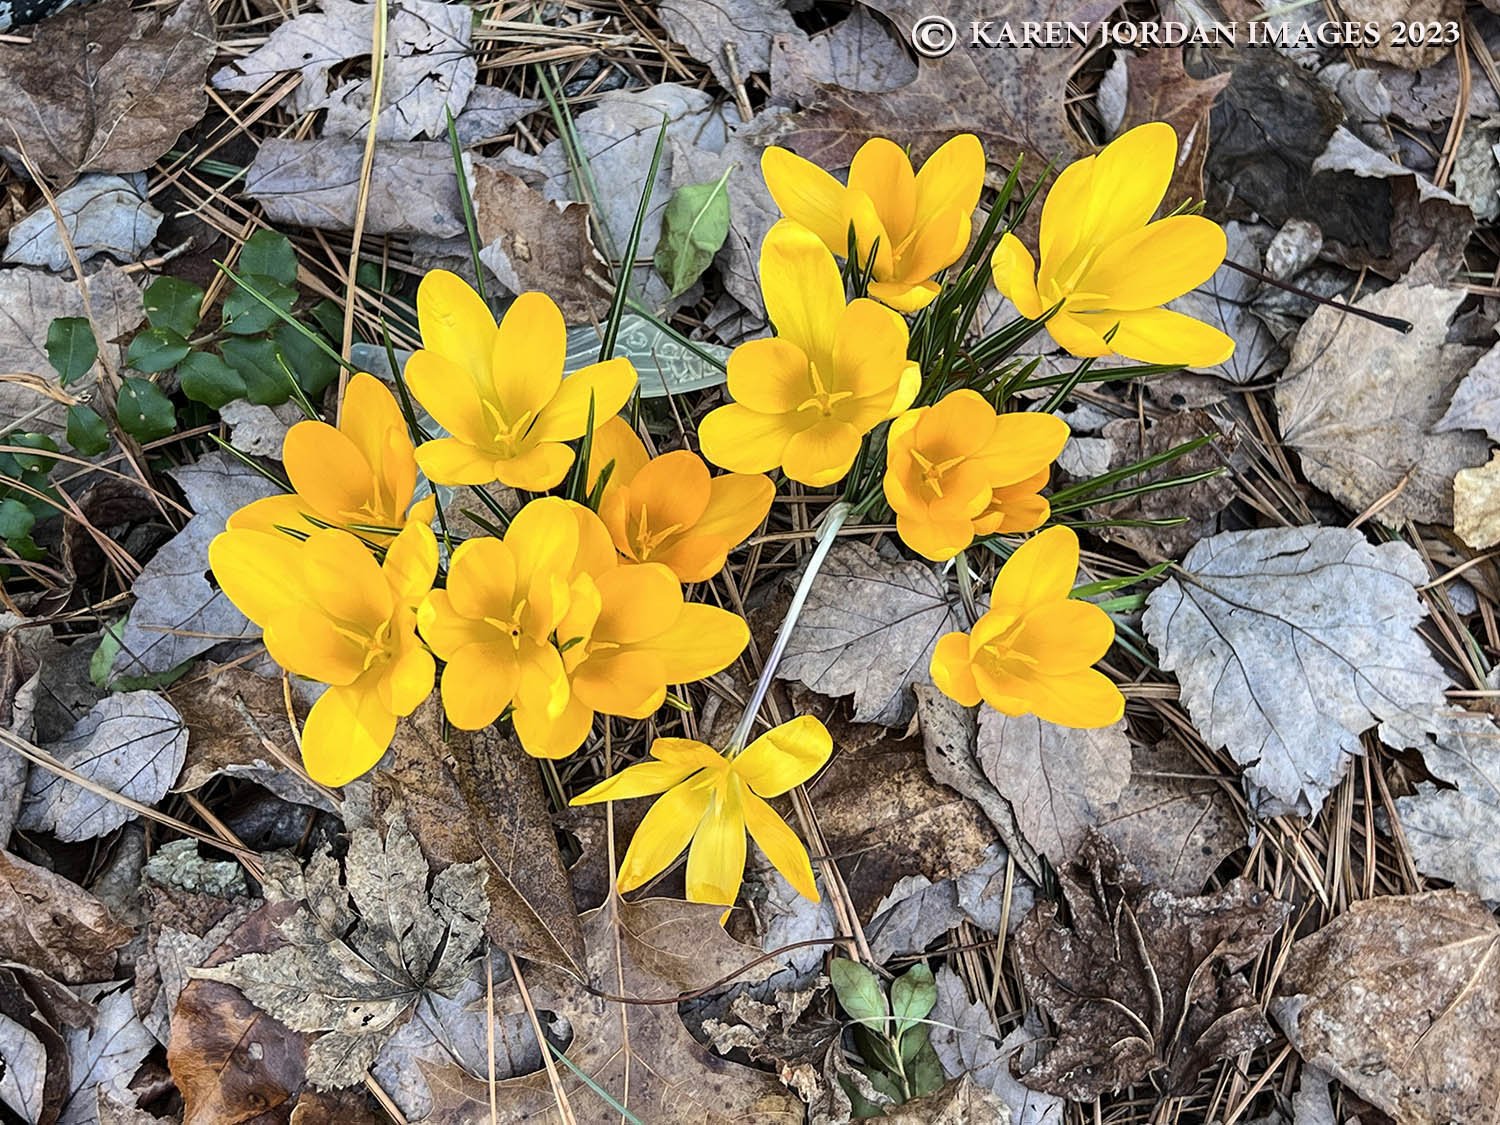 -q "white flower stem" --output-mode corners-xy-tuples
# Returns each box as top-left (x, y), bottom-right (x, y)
(726, 500), (852, 754)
